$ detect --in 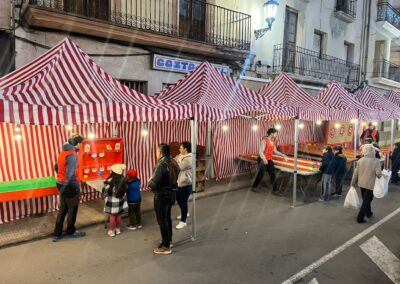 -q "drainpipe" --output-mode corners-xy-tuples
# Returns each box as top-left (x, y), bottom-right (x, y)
(362, 0), (372, 83)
